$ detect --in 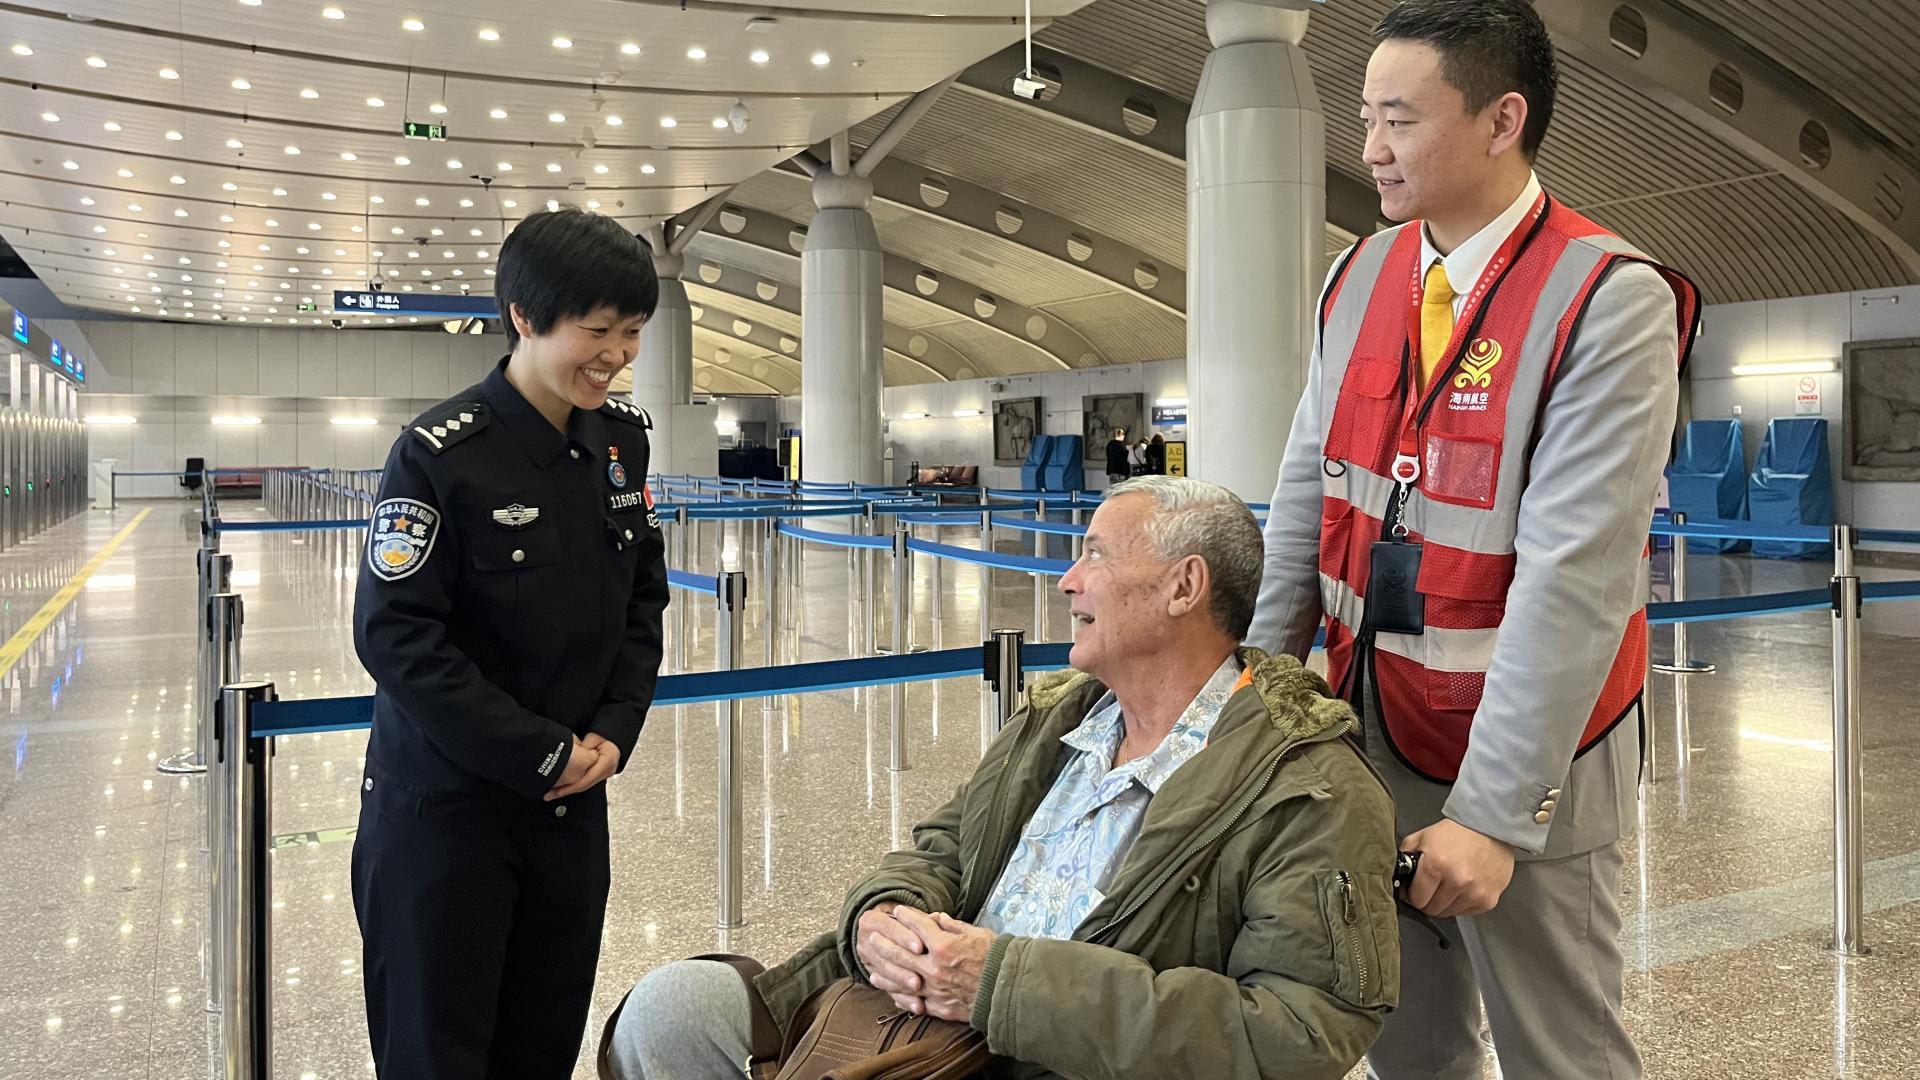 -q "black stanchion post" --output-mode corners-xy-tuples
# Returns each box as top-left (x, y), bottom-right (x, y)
(1829, 524), (1866, 956)
(982, 629), (1027, 757)
(716, 572), (747, 929)
(891, 525), (911, 771)
(218, 679), (276, 1080)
